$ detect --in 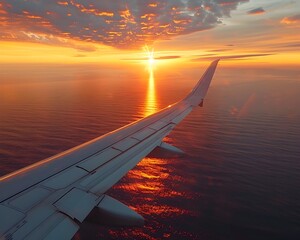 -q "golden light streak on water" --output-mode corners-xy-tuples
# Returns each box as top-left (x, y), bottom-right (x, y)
(144, 46), (158, 117)
(144, 66), (158, 116)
